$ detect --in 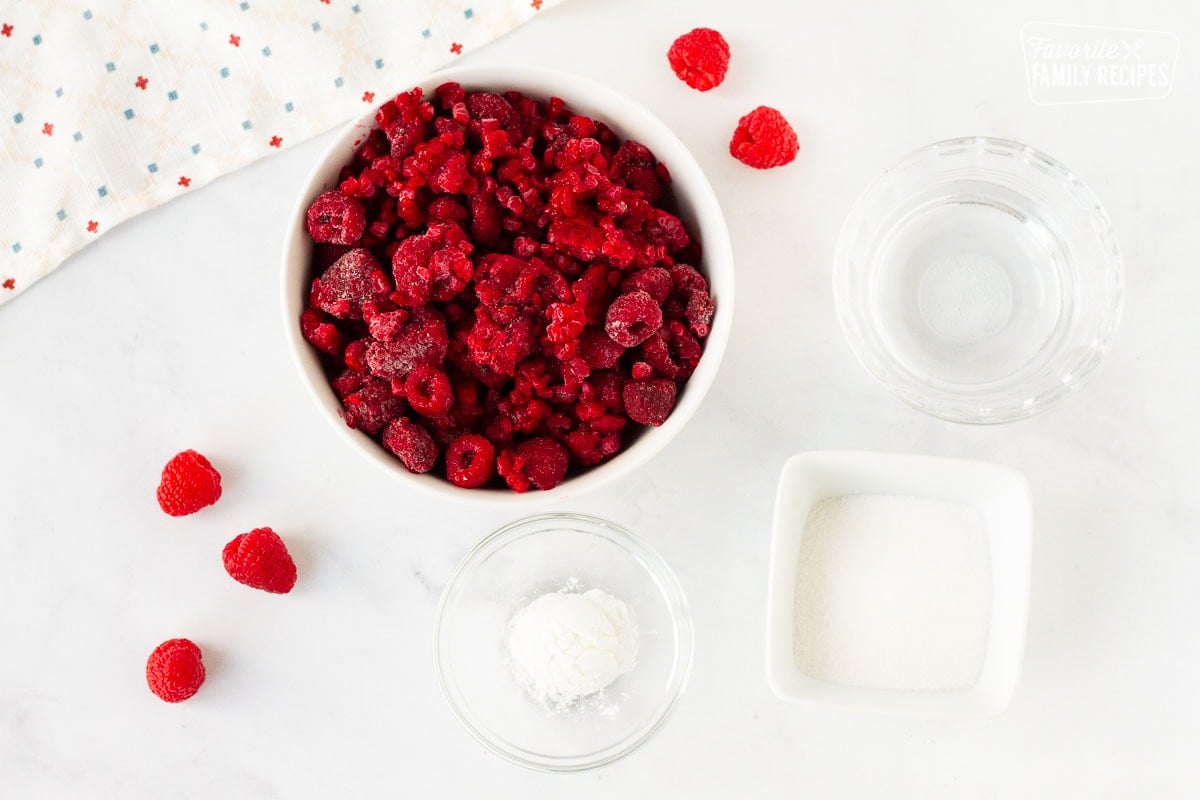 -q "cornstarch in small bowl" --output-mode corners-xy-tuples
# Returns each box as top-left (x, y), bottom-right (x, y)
(793, 494), (993, 691)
